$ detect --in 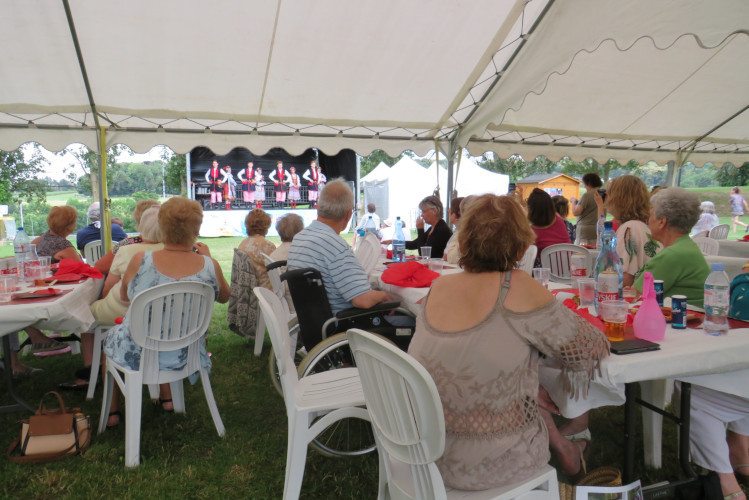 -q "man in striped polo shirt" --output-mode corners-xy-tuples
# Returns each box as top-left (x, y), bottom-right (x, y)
(287, 178), (392, 314)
